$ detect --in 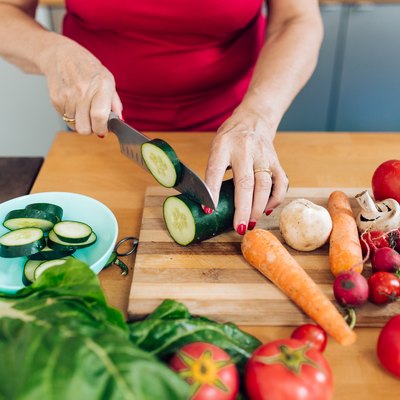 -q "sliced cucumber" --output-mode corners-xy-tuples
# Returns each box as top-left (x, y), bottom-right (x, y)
(141, 139), (182, 188)
(25, 203), (63, 222)
(47, 229), (97, 251)
(163, 179), (234, 246)
(3, 209), (57, 231)
(23, 259), (43, 285)
(34, 258), (70, 280)
(28, 246), (75, 261)
(0, 228), (45, 258)
(53, 221), (93, 243)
